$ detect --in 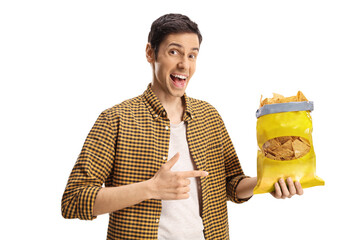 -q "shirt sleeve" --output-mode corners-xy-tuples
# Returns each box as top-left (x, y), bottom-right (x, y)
(61, 110), (116, 220)
(217, 112), (252, 204)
